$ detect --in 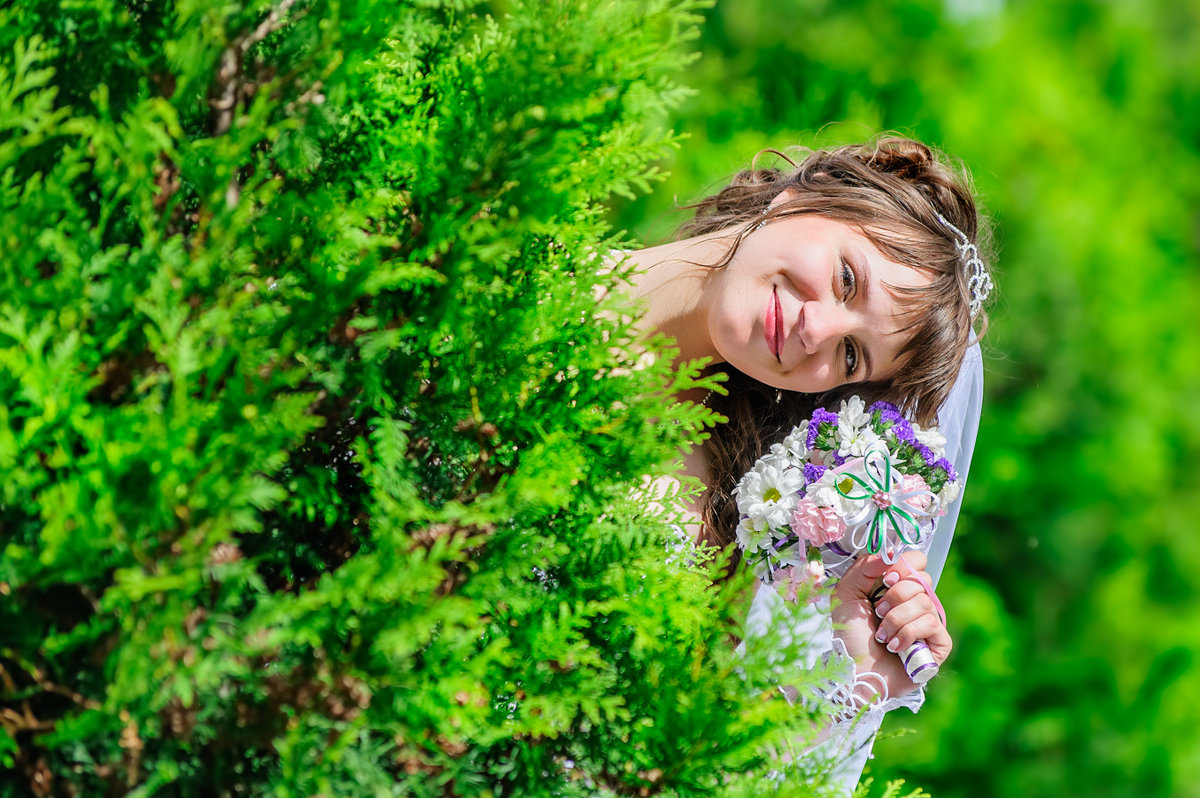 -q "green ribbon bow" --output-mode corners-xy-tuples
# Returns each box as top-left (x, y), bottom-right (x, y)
(833, 444), (937, 564)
